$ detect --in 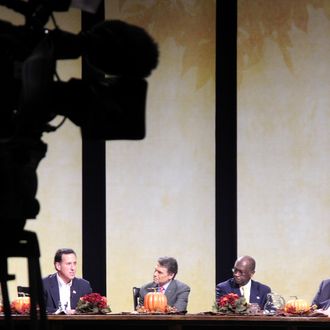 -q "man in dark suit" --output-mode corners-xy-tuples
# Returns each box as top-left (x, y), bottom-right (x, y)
(216, 255), (271, 309)
(138, 256), (190, 312)
(312, 279), (330, 309)
(42, 248), (92, 314)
